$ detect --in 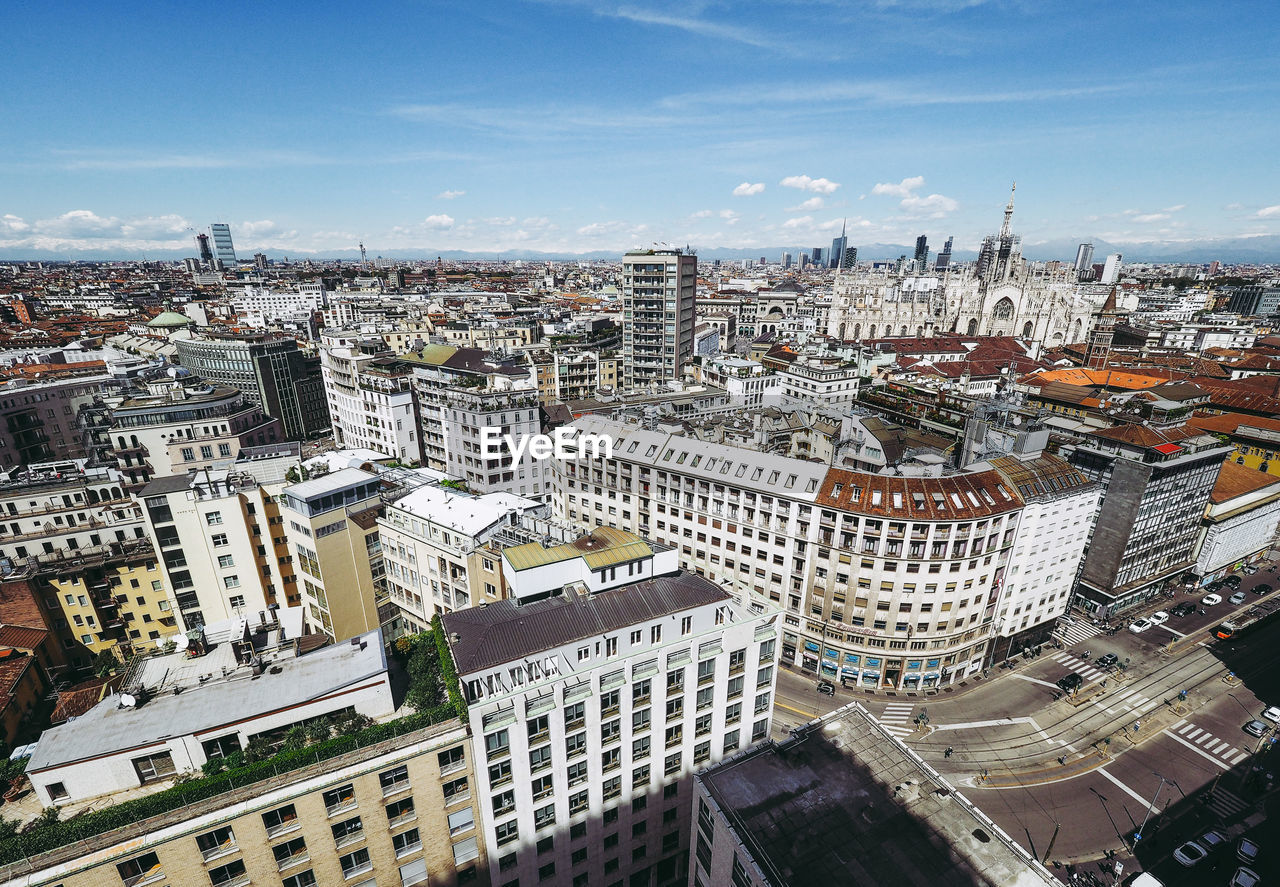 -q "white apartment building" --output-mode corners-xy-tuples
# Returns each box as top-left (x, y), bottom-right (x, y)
(320, 334), (422, 462)
(622, 249), (697, 388)
(773, 356), (861, 406)
(441, 387), (547, 500)
(1195, 461), (1280, 579)
(694, 357), (780, 408)
(378, 484), (545, 632)
(231, 283), (326, 326)
(442, 545), (781, 887)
